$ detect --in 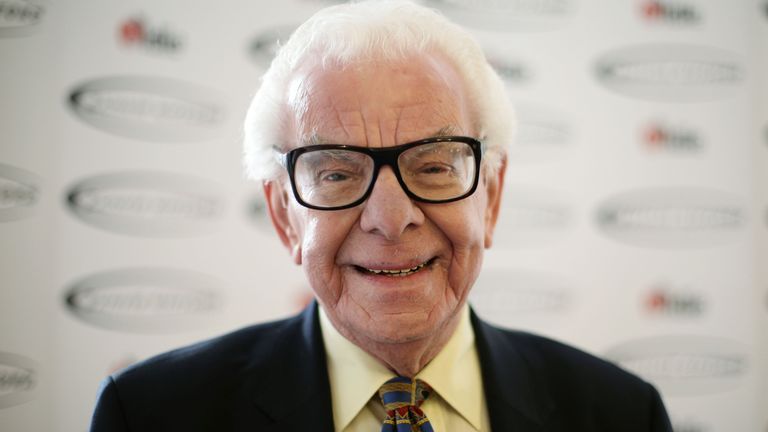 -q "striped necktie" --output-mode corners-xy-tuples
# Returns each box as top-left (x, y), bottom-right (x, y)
(378, 376), (435, 432)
